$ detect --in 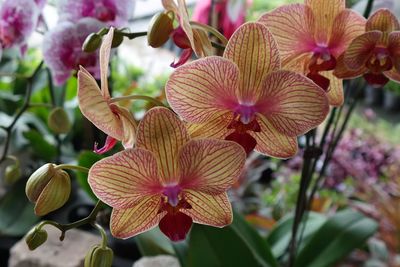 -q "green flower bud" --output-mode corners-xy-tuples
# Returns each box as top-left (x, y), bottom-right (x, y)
(4, 162), (21, 185)
(147, 12), (174, 48)
(25, 227), (48, 250)
(84, 245), (113, 267)
(26, 164), (71, 216)
(82, 33), (102, 52)
(48, 107), (71, 134)
(111, 31), (124, 48)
